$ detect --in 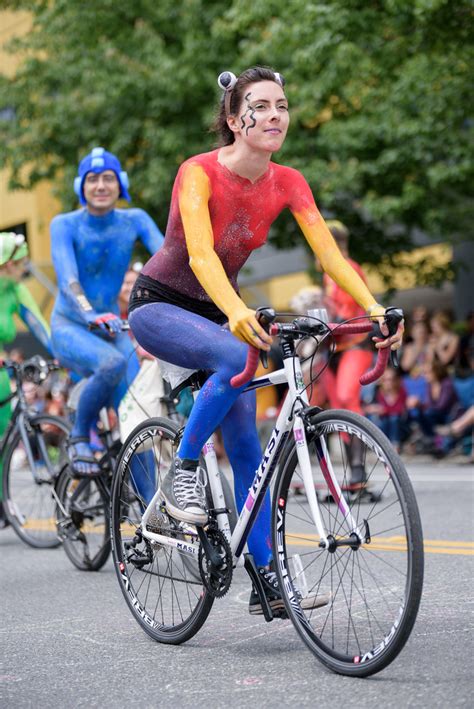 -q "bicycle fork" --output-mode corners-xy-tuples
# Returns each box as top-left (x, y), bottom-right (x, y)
(286, 358), (363, 548)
